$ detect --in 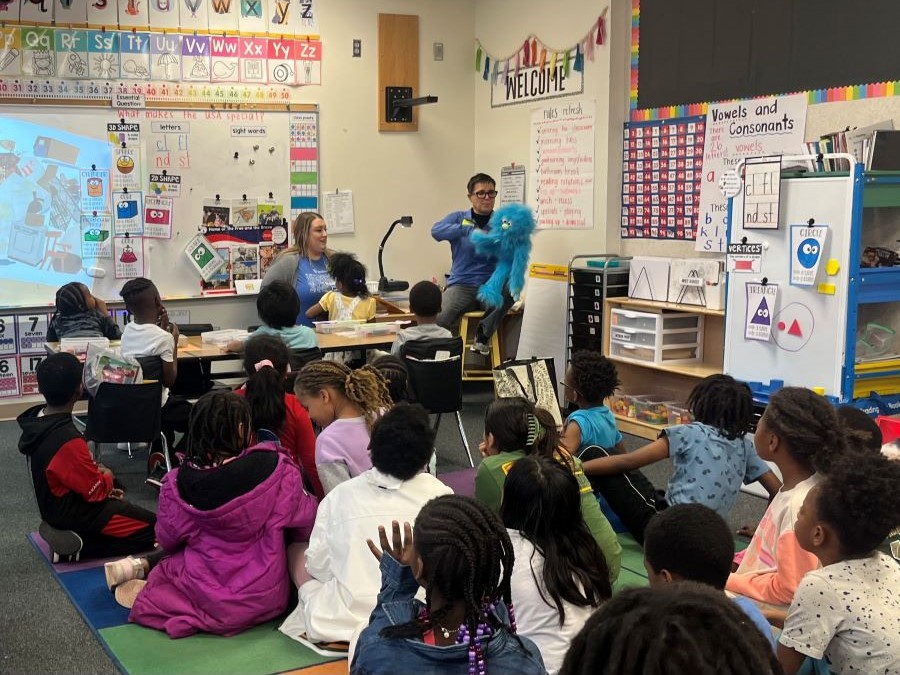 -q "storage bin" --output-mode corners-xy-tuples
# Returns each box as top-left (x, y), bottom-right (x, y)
(572, 323), (601, 338)
(200, 329), (248, 345)
(635, 398), (671, 425)
(610, 341), (701, 364)
(572, 309), (603, 327)
(667, 404), (694, 426)
(609, 394), (651, 419)
(572, 284), (606, 300)
(313, 319), (365, 334)
(570, 335), (604, 352)
(572, 297), (604, 313)
(355, 322), (402, 337)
